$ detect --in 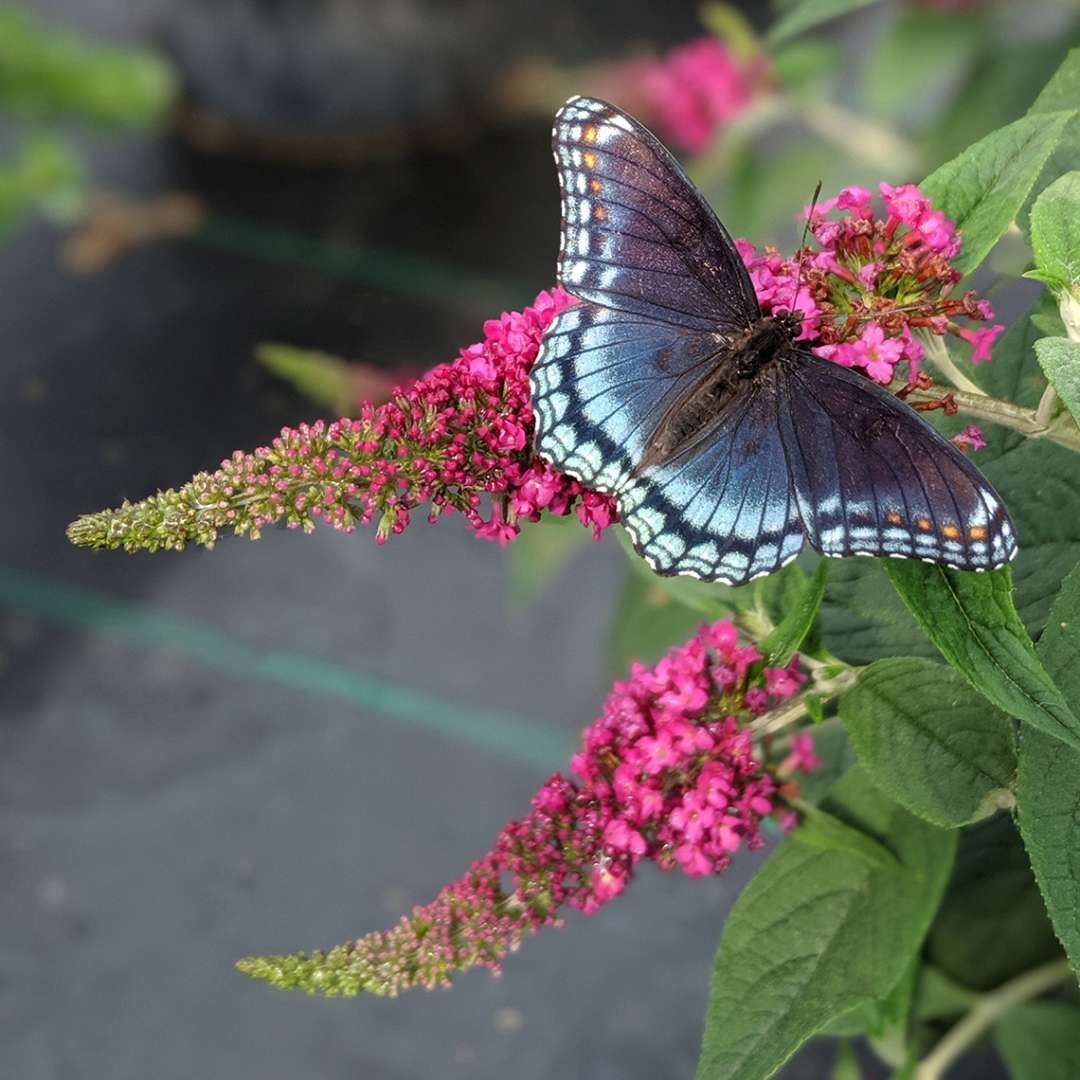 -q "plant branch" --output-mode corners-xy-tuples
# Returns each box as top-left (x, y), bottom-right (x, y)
(914, 958), (1073, 1080)
(902, 383), (1080, 453)
(791, 98), (920, 176)
(920, 332), (987, 396)
(1035, 382), (1060, 428)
